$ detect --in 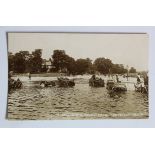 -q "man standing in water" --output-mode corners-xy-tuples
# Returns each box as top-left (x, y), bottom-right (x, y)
(137, 75), (141, 84)
(116, 74), (119, 83)
(28, 72), (31, 80)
